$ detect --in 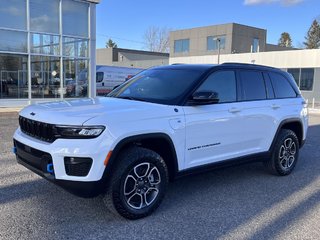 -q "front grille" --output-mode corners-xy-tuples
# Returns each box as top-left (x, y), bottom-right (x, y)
(19, 116), (56, 142)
